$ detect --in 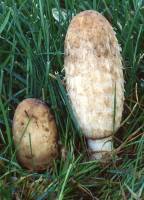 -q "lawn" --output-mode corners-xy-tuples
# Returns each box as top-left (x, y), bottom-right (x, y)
(0, 0), (144, 199)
